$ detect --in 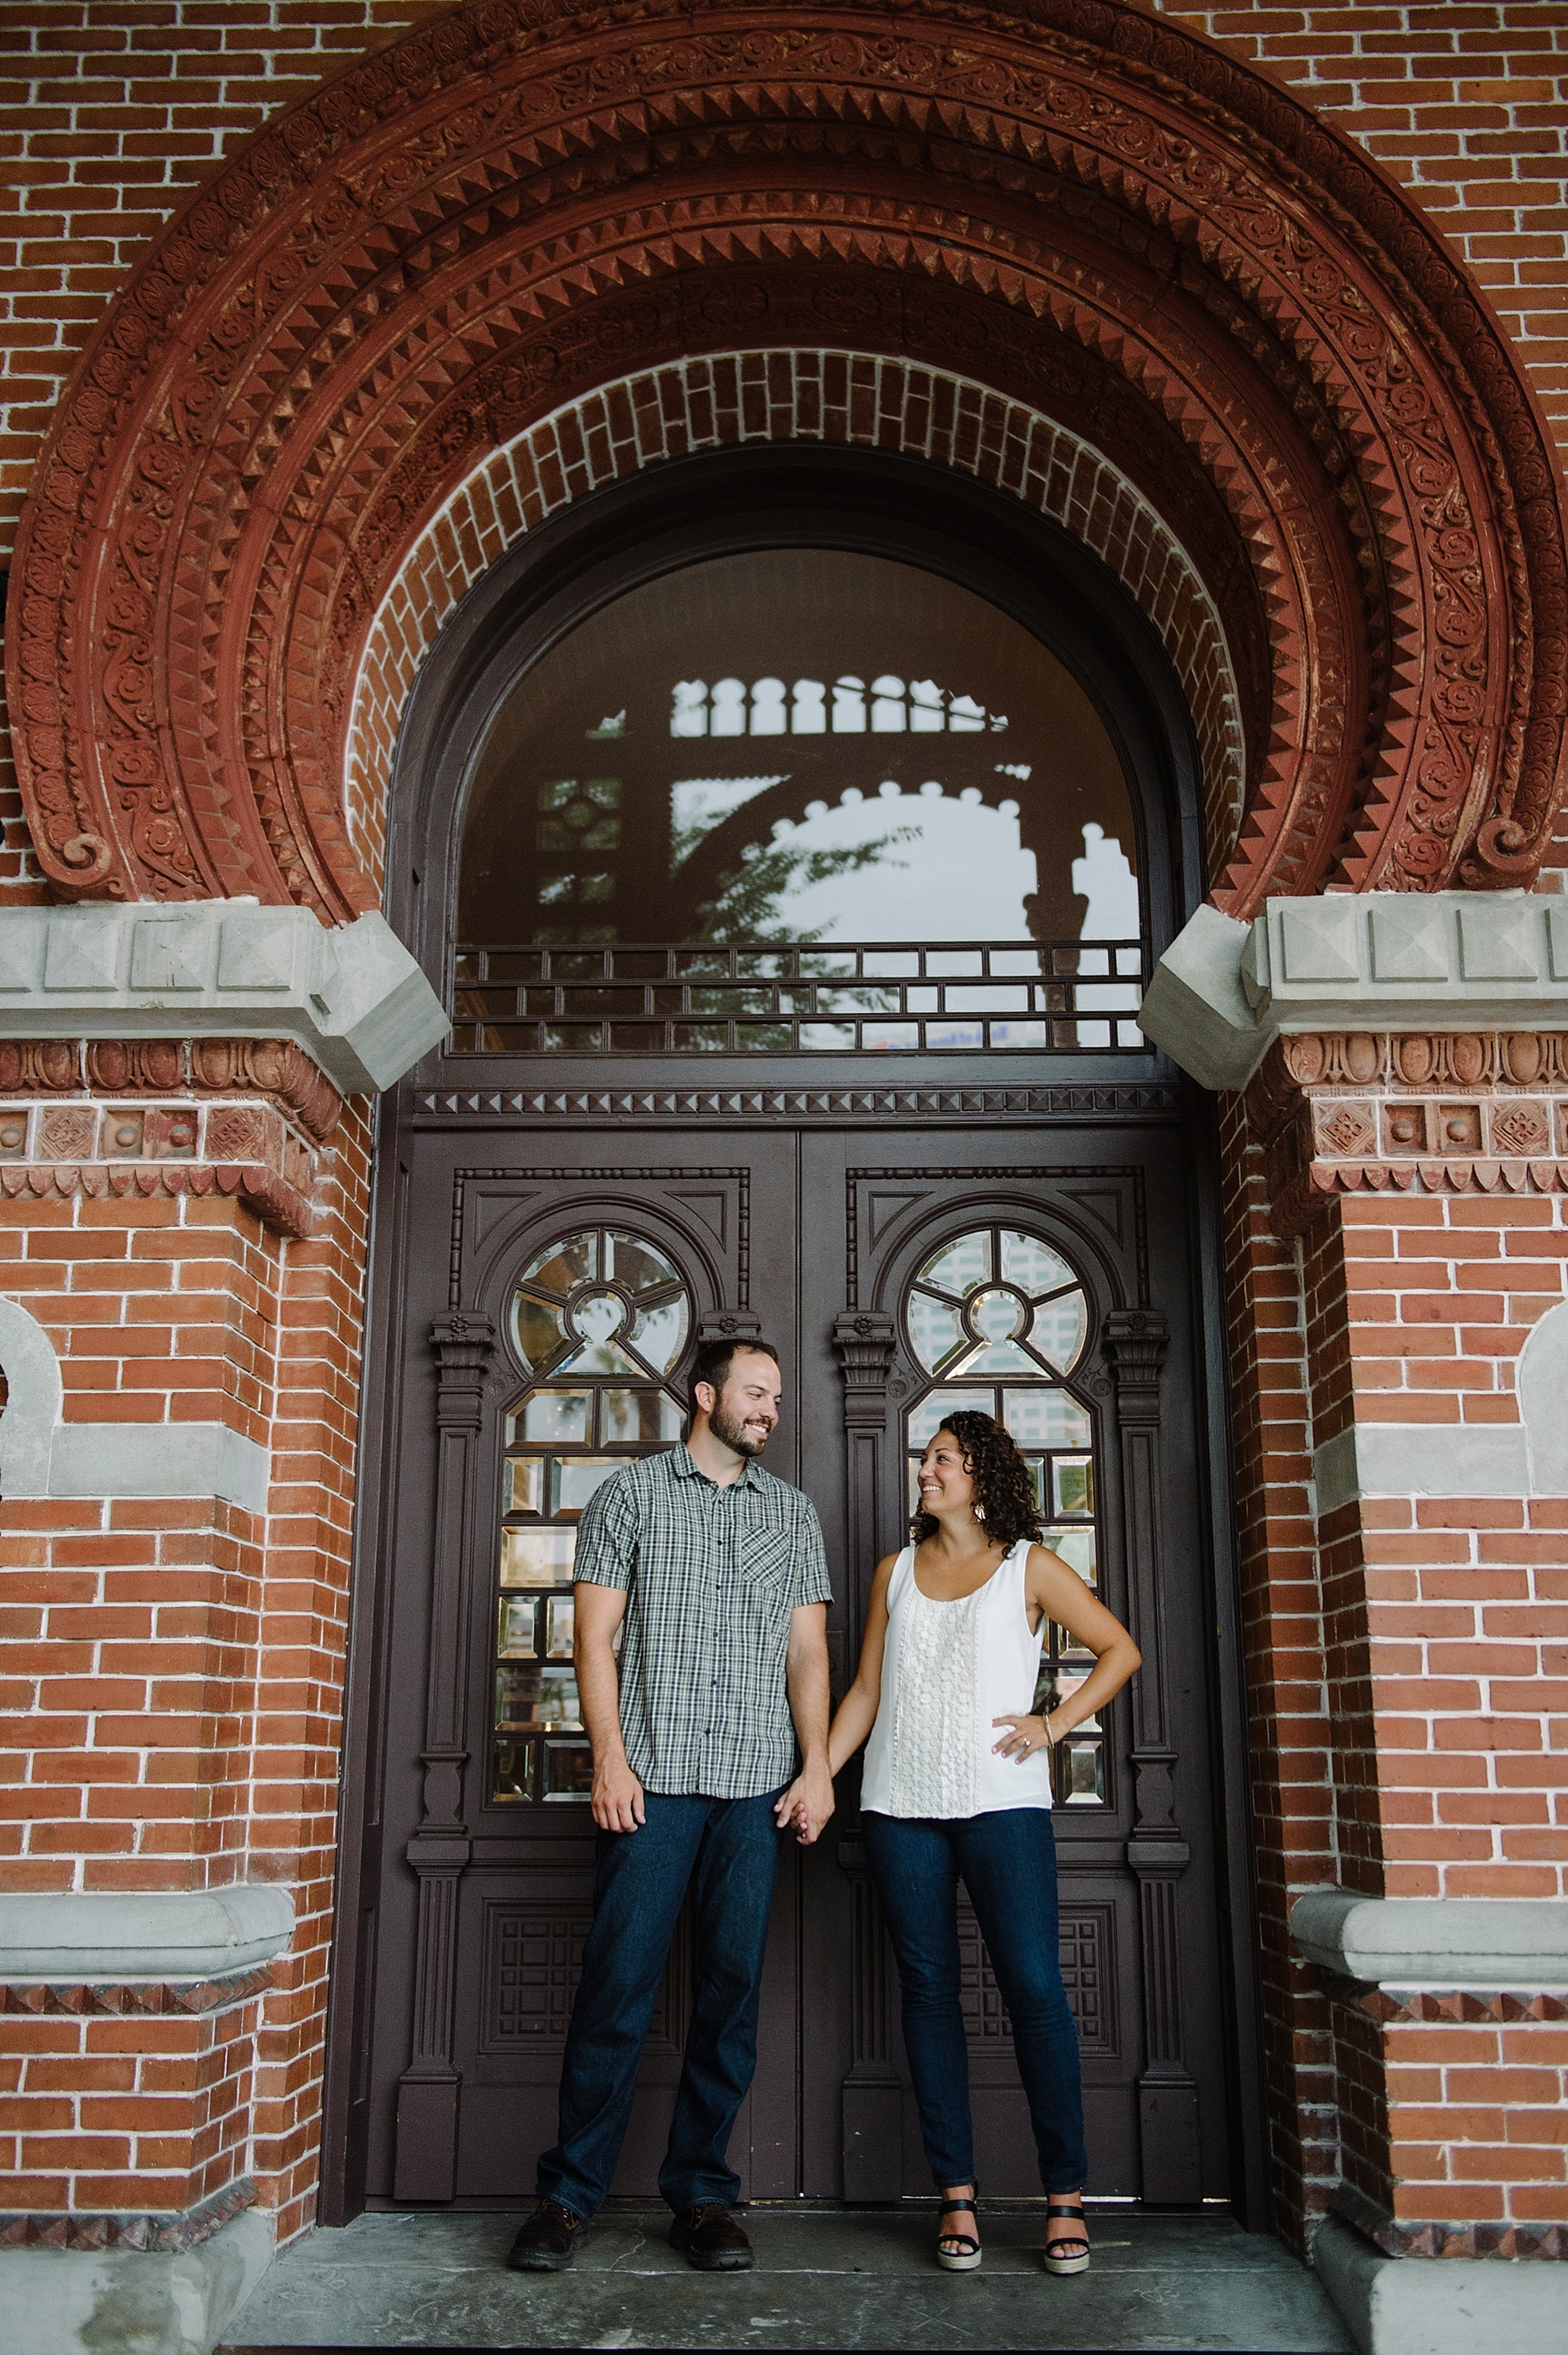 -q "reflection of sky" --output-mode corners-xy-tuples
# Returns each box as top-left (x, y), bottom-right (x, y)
(670, 775), (785, 843)
(768, 788), (1039, 941)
